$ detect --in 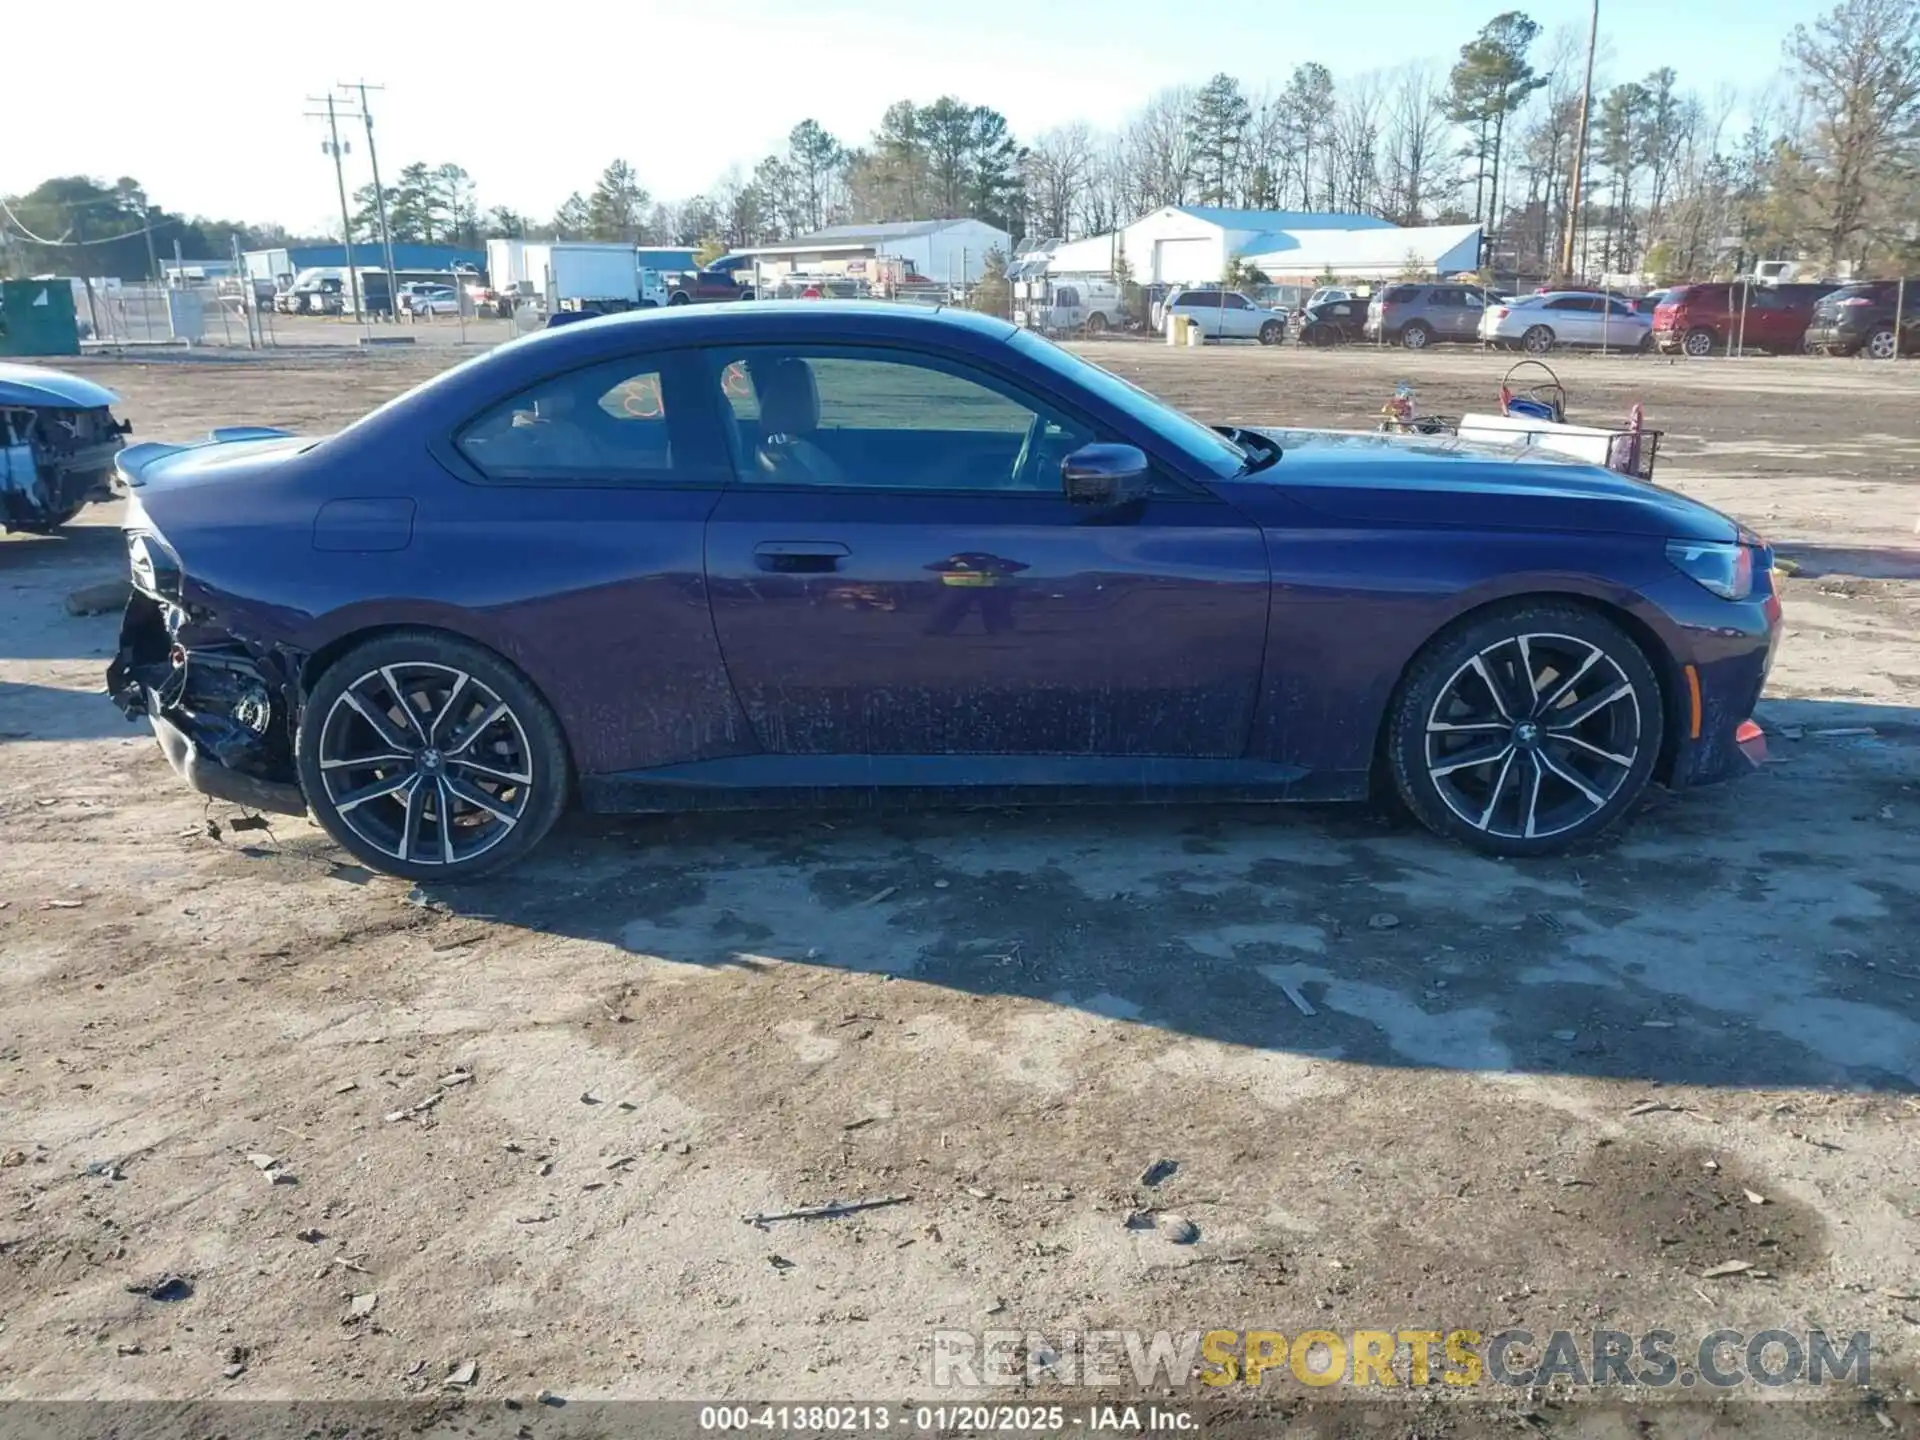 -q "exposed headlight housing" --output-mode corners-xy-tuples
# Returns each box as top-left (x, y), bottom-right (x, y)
(1666, 539), (1754, 600)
